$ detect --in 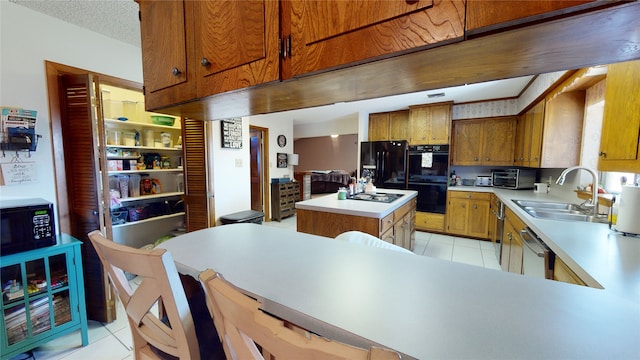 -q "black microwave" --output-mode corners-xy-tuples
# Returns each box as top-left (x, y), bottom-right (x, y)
(0, 198), (56, 256)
